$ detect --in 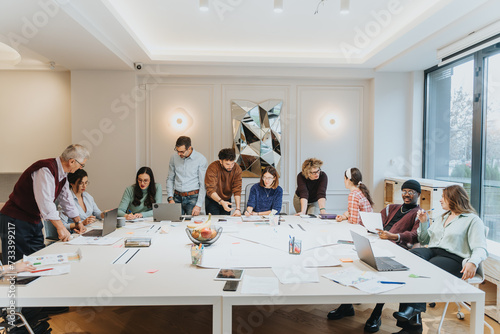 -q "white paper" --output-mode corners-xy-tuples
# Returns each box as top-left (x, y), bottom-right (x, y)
(24, 249), (81, 266)
(241, 275), (279, 295)
(18, 264), (71, 277)
(67, 236), (121, 245)
(124, 222), (151, 230)
(359, 212), (383, 233)
(323, 268), (404, 294)
(272, 267), (319, 284)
